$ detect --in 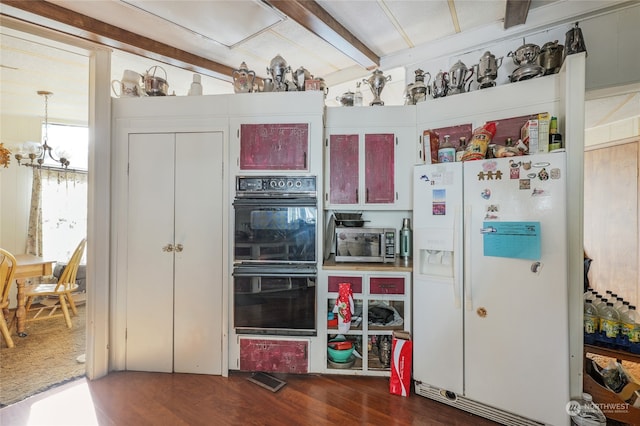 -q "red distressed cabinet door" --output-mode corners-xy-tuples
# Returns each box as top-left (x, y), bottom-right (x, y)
(364, 133), (395, 204)
(240, 123), (308, 170)
(329, 134), (359, 204)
